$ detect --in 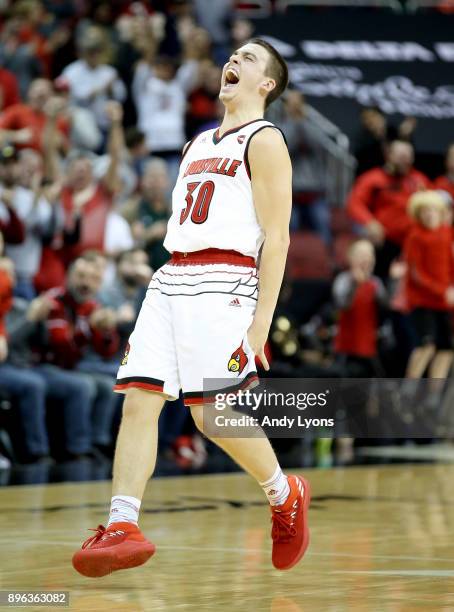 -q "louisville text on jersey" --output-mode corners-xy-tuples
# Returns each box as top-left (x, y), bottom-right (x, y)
(183, 157), (242, 178)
